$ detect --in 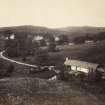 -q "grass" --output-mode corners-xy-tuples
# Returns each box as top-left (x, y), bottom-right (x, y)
(0, 77), (103, 105)
(51, 41), (105, 64)
(0, 57), (57, 79)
